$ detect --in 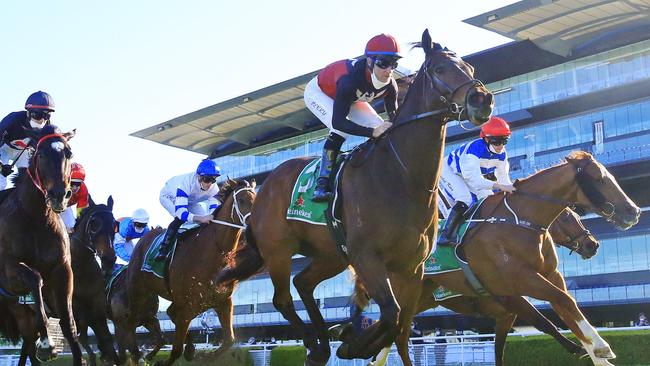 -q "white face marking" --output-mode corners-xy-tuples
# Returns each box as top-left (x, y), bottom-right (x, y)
(50, 141), (65, 152)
